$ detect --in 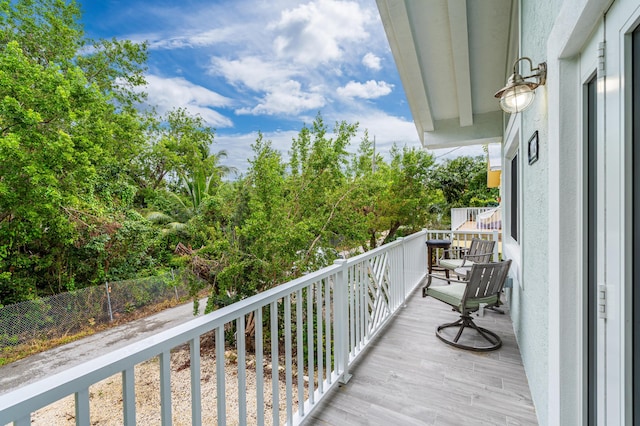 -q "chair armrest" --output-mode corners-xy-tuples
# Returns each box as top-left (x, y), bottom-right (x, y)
(425, 273), (467, 285)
